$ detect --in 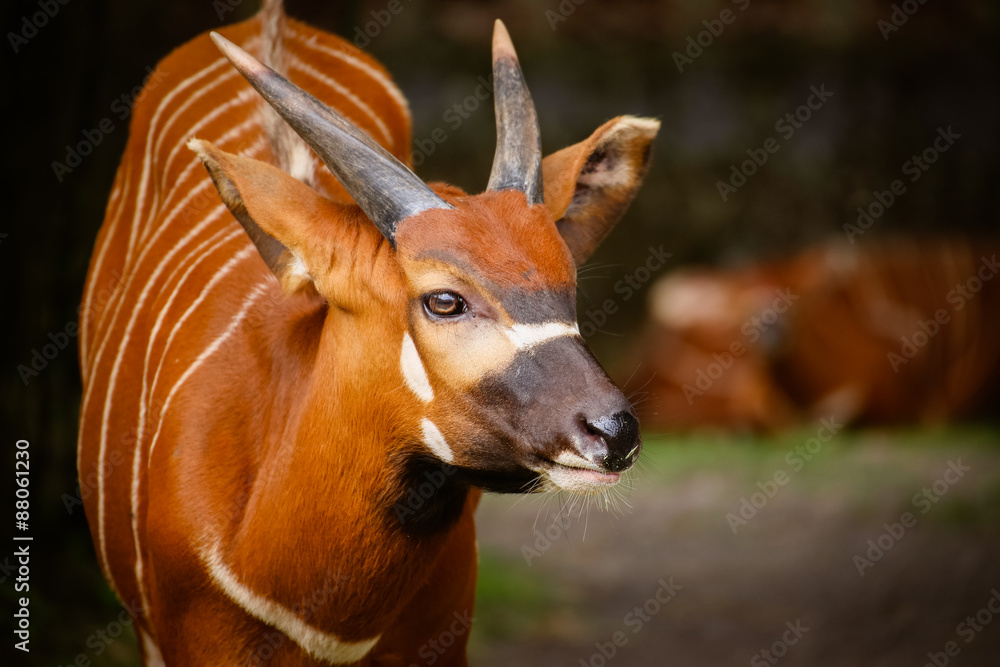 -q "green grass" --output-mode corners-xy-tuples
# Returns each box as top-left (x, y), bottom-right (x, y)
(472, 551), (558, 641)
(472, 425), (1000, 643)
